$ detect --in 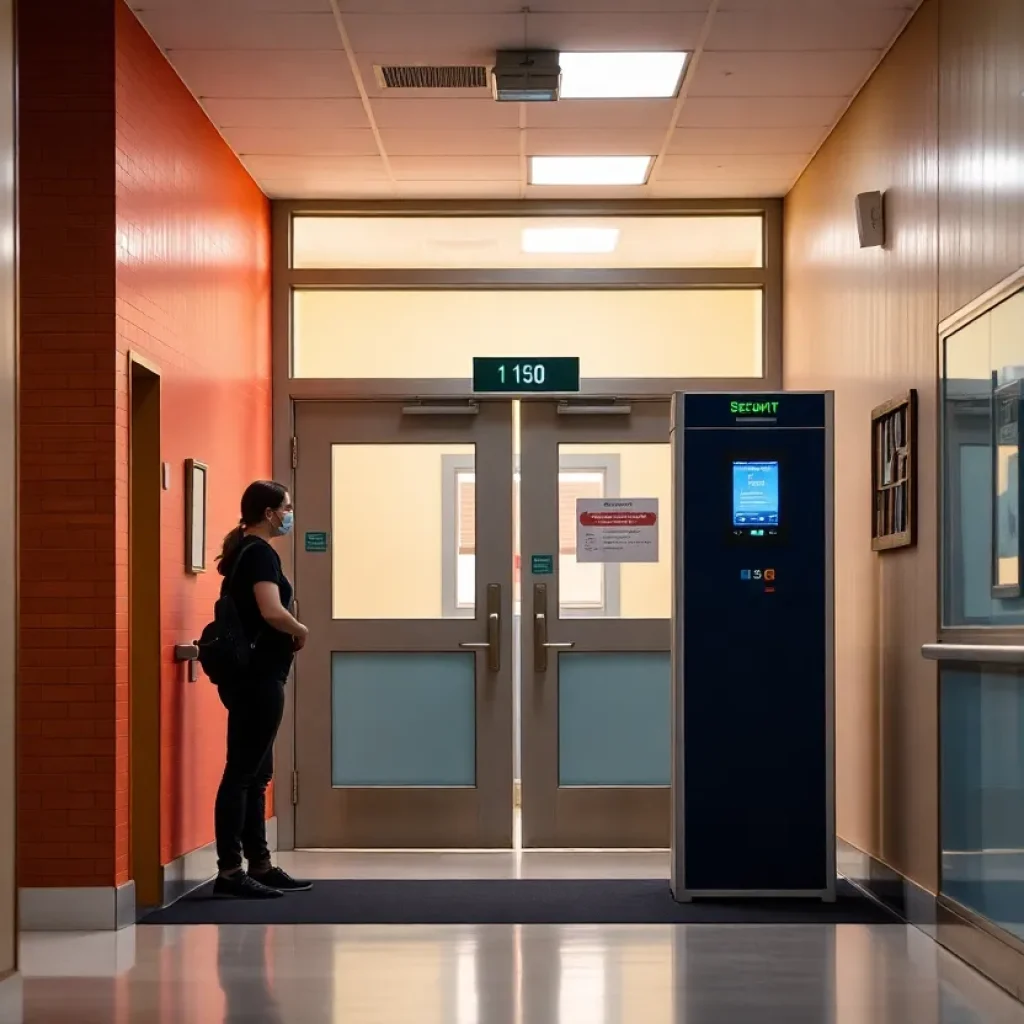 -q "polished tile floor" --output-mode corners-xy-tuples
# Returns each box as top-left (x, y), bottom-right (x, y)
(4, 852), (1024, 1024)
